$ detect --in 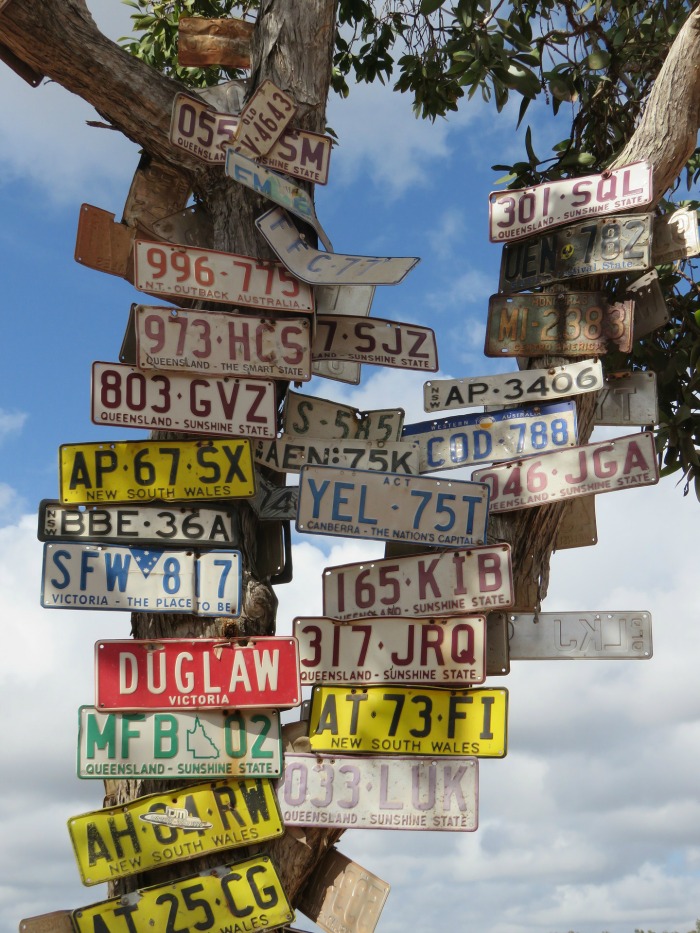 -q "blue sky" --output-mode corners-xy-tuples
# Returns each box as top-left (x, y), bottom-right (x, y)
(1, 3), (700, 933)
